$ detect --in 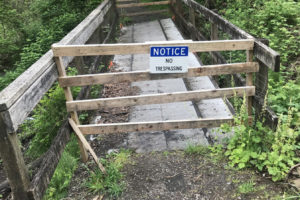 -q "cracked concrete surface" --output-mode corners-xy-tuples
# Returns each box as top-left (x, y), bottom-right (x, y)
(113, 19), (233, 152)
